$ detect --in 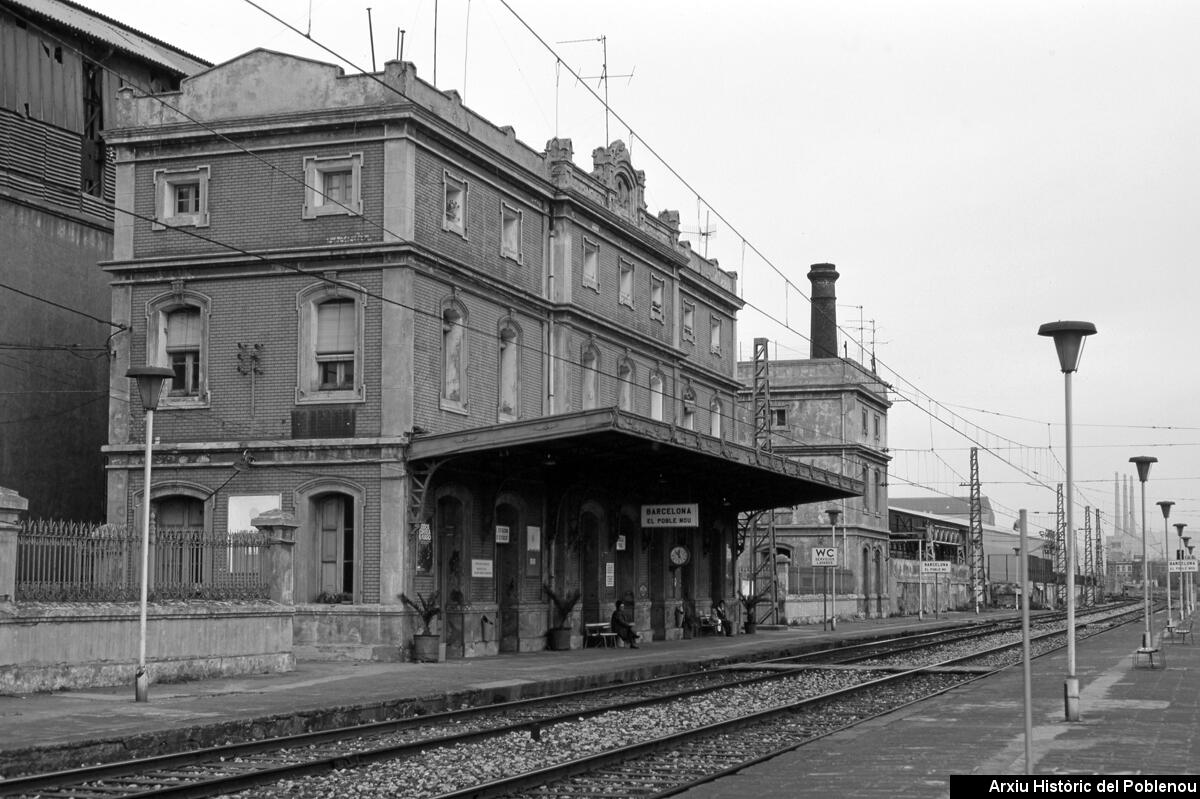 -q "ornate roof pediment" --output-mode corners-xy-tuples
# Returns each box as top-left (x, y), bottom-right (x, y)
(591, 140), (646, 220)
